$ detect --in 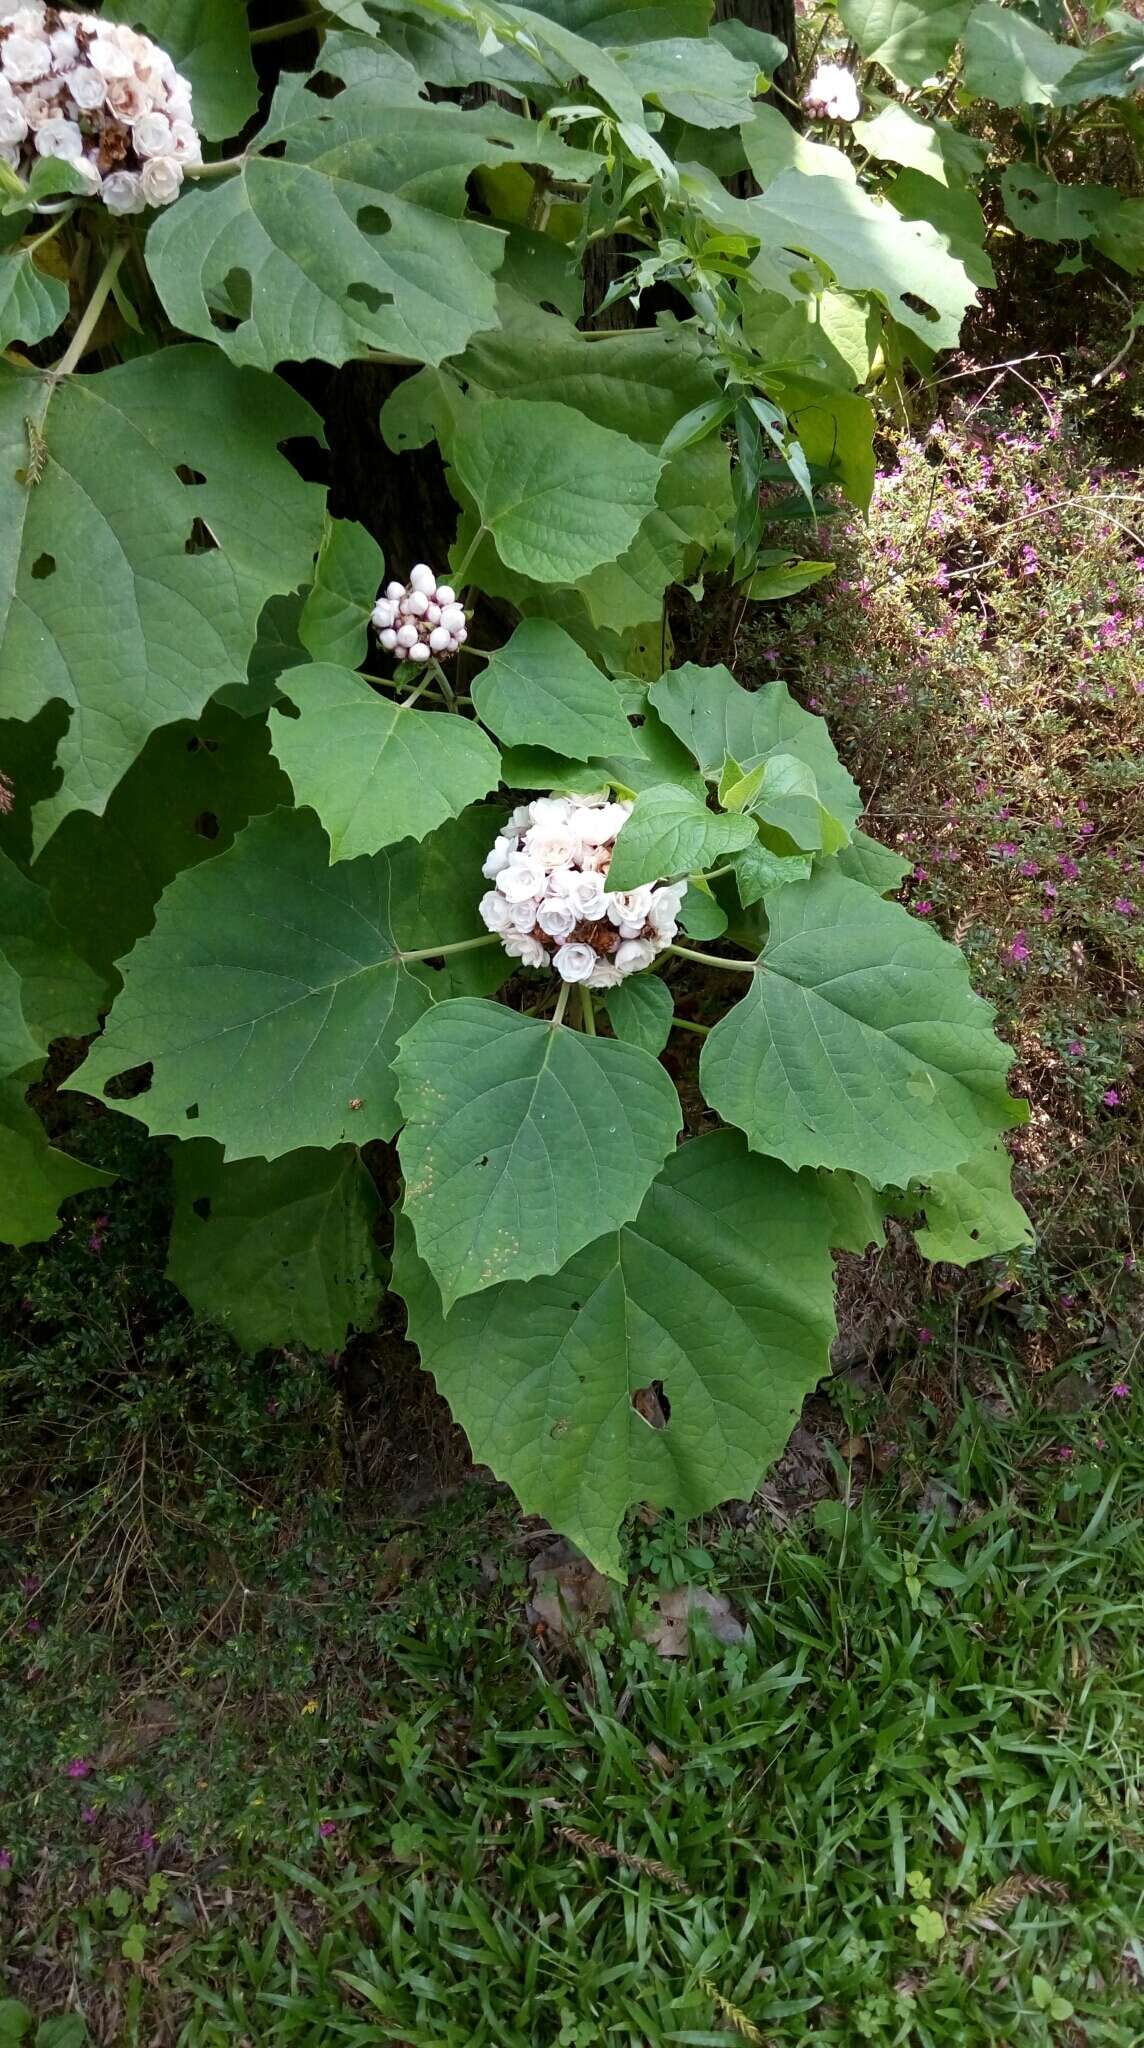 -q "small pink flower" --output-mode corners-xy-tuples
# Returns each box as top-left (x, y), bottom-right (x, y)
(915, 900), (933, 917)
(1111, 1382), (1130, 1399)
(81, 1807), (97, 1824)
(1056, 1446), (1074, 1461)
(1058, 857), (1080, 880)
(914, 866), (929, 882)
(1067, 1041), (1083, 1056)
(1007, 933), (1031, 964)
(137, 1830), (156, 1852)
(1020, 861), (1039, 878)
(1114, 898), (1136, 916)
(1103, 1088), (1121, 1108)
(0, 1849), (11, 1870)
(917, 1326), (934, 1345)
(65, 1757), (92, 1780)
(318, 1819), (338, 1838)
